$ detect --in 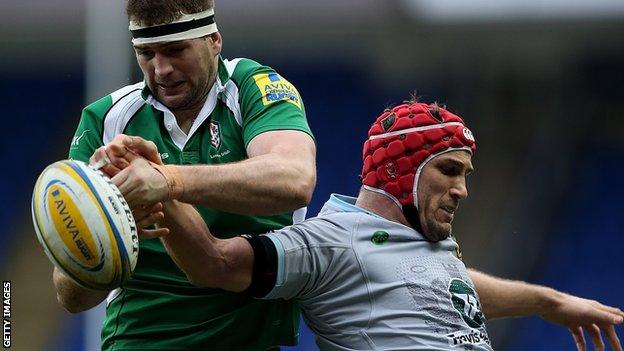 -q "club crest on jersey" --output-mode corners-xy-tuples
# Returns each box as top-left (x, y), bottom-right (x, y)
(448, 278), (485, 328)
(210, 120), (221, 149)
